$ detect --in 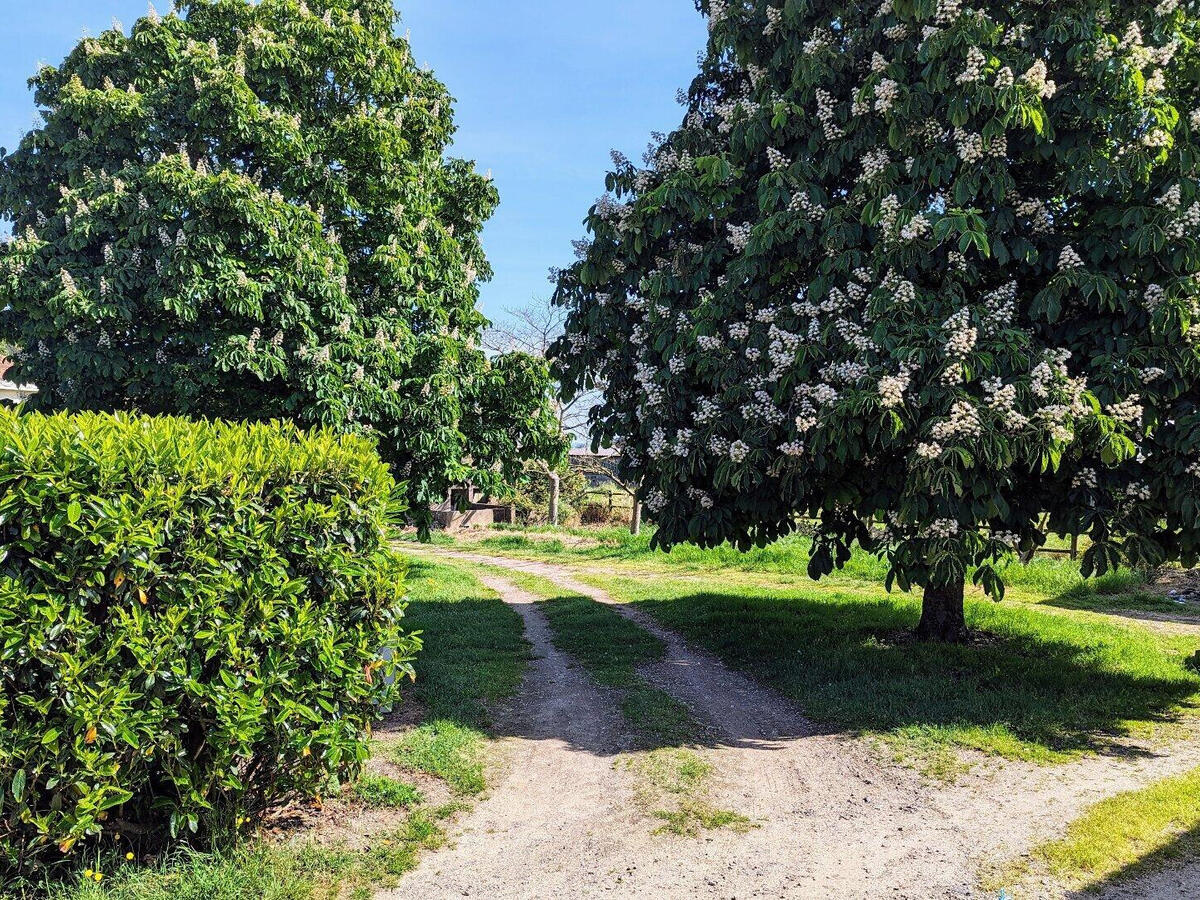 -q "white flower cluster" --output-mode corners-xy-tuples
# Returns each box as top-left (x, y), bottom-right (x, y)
(1014, 196), (1053, 235)
(923, 519), (960, 539)
(816, 89), (843, 140)
(1058, 245), (1084, 270)
(1143, 284), (1166, 311)
(767, 146), (790, 171)
(727, 222), (753, 251)
(995, 67), (1015, 89)
(729, 440), (751, 463)
(1108, 395), (1144, 427)
(694, 396), (722, 425)
(992, 531), (1021, 550)
(1073, 467), (1098, 489)
(687, 487), (715, 509)
(803, 27), (833, 56)
(957, 47), (988, 84)
(935, 0), (961, 24)
(1125, 482), (1152, 502)
(916, 442), (942, 460)
(742, 390), (786, 424)
(983, 378), (1030, 431)
(899, 213), (931, 243)
(1140, 366), (1166, 384)
(1165, 202), (1200, 241)
(954, 128), (985, 164)
(779, 440), (805, 457)
(860, 149), (891, 182)
(981, 281), (1017, 331)
(1187, 461), (1200, 479)
(764, 6), (783, 36)
(943, 308), (978, 359)
(697, 334), (723, 352)
(789, 191), (825, 222)
(645, 489), (668, 513)
(707, 0), (727, 30)
(878, 372), (910, 408)
(874, 78), (899, 114)
(931, 400), (982, 441)
(648, 427), (669, 459)
(1023, 60), (1057, 99)
(1192, 109), (1200, 131)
